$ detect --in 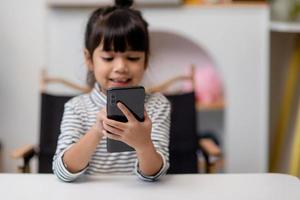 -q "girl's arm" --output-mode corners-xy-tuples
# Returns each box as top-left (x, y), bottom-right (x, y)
(62, 124), (103, 173)
(135, 142), (164, 176)
(135, 96), (171, 179)
(53, 101), (105, 182)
